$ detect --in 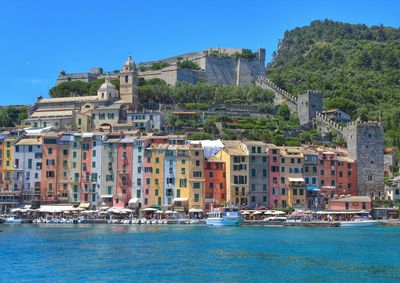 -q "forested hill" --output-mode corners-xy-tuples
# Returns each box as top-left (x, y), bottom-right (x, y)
(267, 20), (400, 146)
